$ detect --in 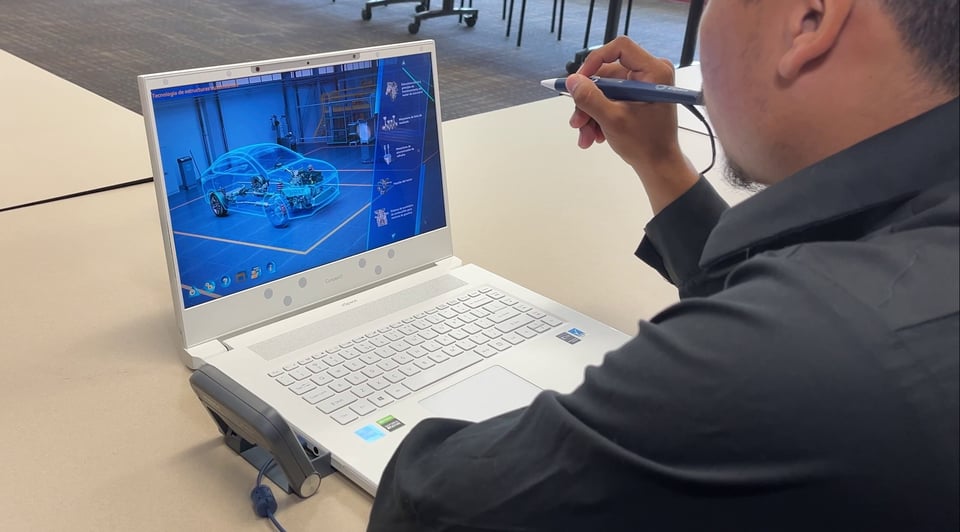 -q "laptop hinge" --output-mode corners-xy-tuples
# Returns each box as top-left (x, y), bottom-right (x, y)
(184, 339), (229, 370)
